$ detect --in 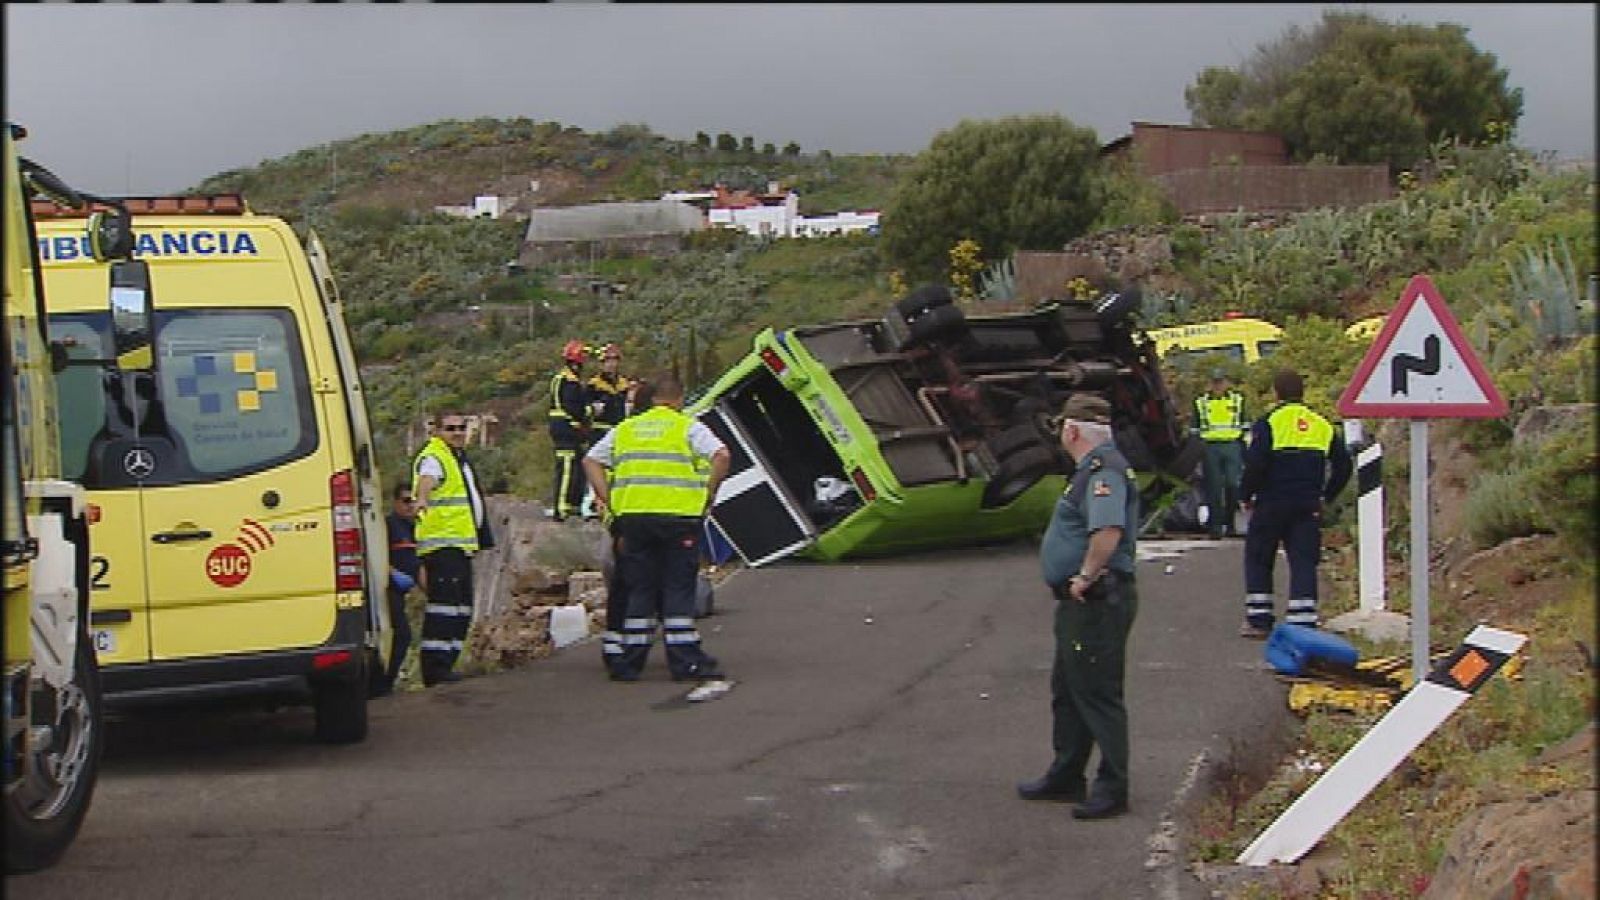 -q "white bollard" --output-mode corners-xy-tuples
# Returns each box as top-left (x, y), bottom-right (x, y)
(1356, 441), (1386, 612)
